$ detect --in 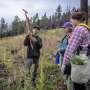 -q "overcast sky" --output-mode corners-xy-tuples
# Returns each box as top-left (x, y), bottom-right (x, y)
(0, 0), (90, 23)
